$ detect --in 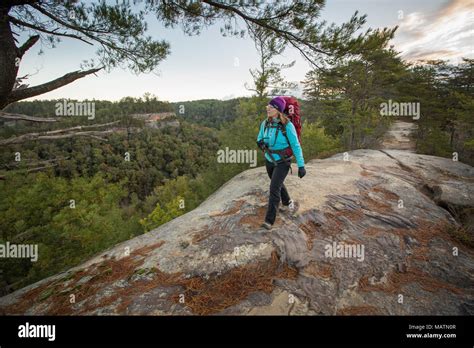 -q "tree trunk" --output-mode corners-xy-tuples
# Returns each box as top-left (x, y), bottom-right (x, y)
(350, 101), (357, 150)
(0, 5), (18, 110)
(0, 5), (101, 109)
